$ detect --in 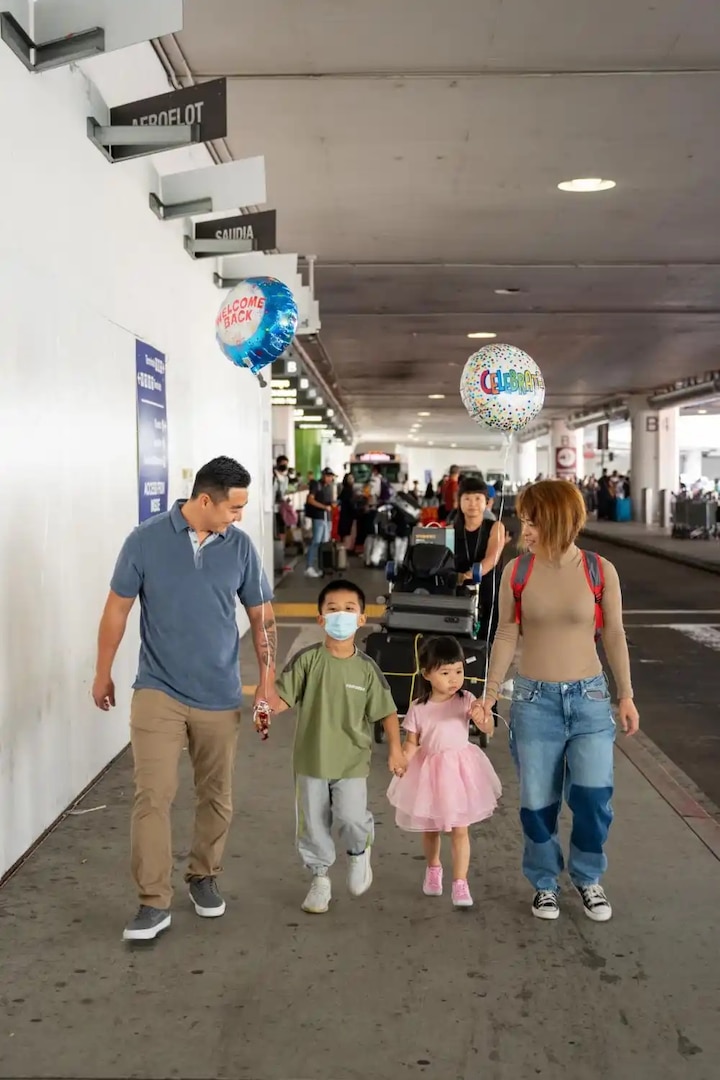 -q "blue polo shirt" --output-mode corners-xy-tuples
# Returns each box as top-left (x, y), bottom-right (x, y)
(110, 501), (273, 710)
